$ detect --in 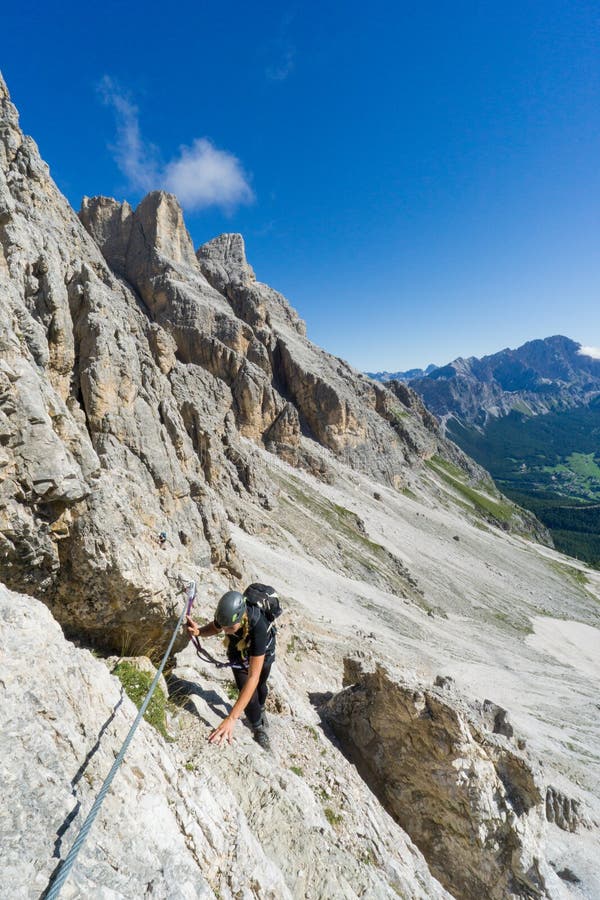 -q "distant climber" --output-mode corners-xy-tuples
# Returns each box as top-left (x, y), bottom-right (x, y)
(186, 589), (276, 750)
